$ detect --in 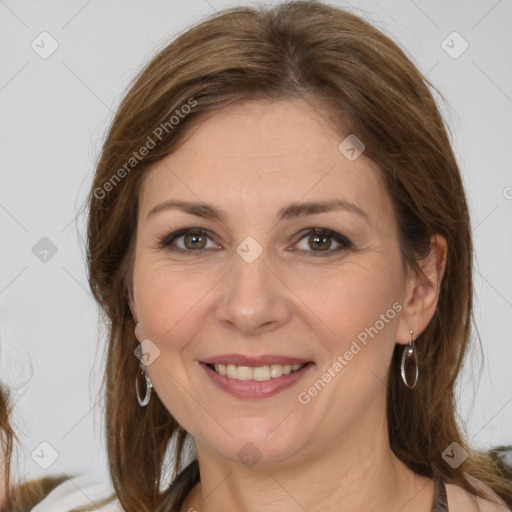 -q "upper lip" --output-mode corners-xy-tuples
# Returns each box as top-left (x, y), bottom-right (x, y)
(201, 354), (313, 366)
